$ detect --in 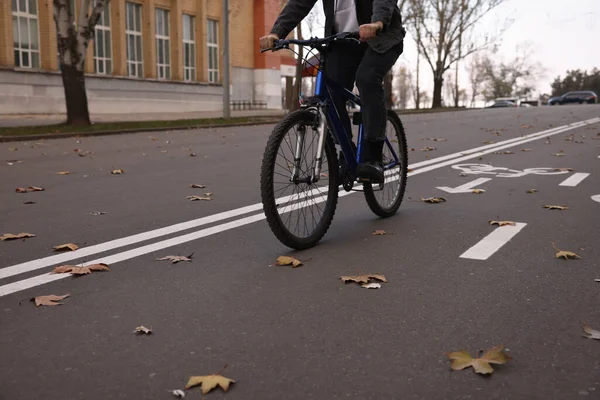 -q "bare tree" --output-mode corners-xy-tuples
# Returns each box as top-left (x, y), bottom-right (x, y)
(393, 66), (410, 109)
(467, 53), (487, 107)
(54, 0), (109, 125)
(406, 0), (506, 108)
(480, 50), (540, 102)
